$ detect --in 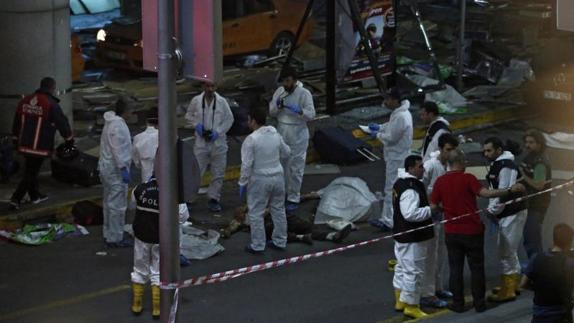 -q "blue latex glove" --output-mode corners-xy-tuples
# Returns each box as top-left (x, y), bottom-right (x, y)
(276, 97), (283, 108)
(239, 185), (247, 200)
(195, 123), (204, 137)
(368, 123), (380, 133)
(285, 104), (302, 115)
(120, 167), (130, 184)
(368, 123), (380, 138)
(209, 130), (219, 142)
